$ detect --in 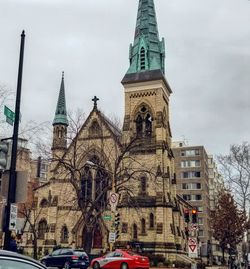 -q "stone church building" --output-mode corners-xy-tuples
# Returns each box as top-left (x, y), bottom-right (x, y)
(25, 0), (191, 260)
